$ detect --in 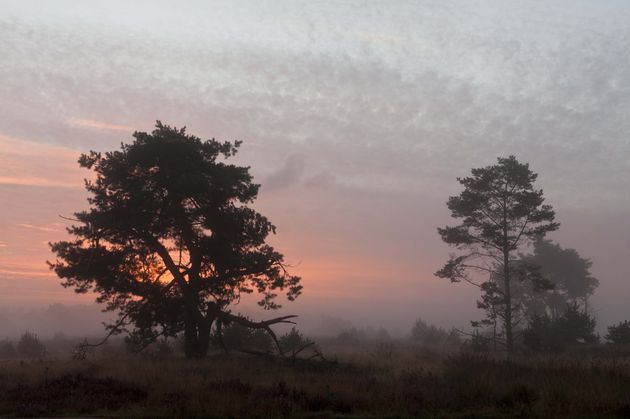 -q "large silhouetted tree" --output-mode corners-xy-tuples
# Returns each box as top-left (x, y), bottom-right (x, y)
(436, 156), (559, 352)
(49, 122), (302, 357)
